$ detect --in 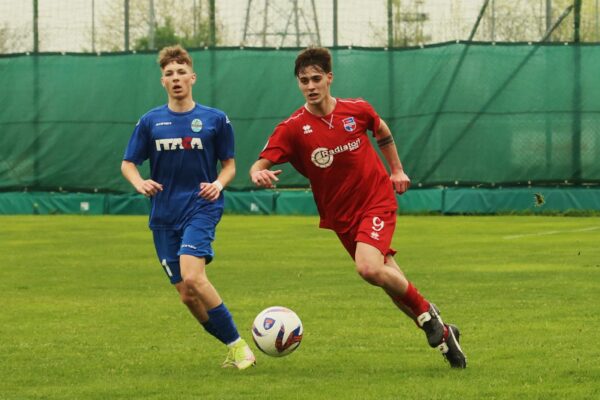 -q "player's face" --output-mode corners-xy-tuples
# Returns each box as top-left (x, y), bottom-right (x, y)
(297, 66), (333, 106)
(161, 61), (196, 101)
